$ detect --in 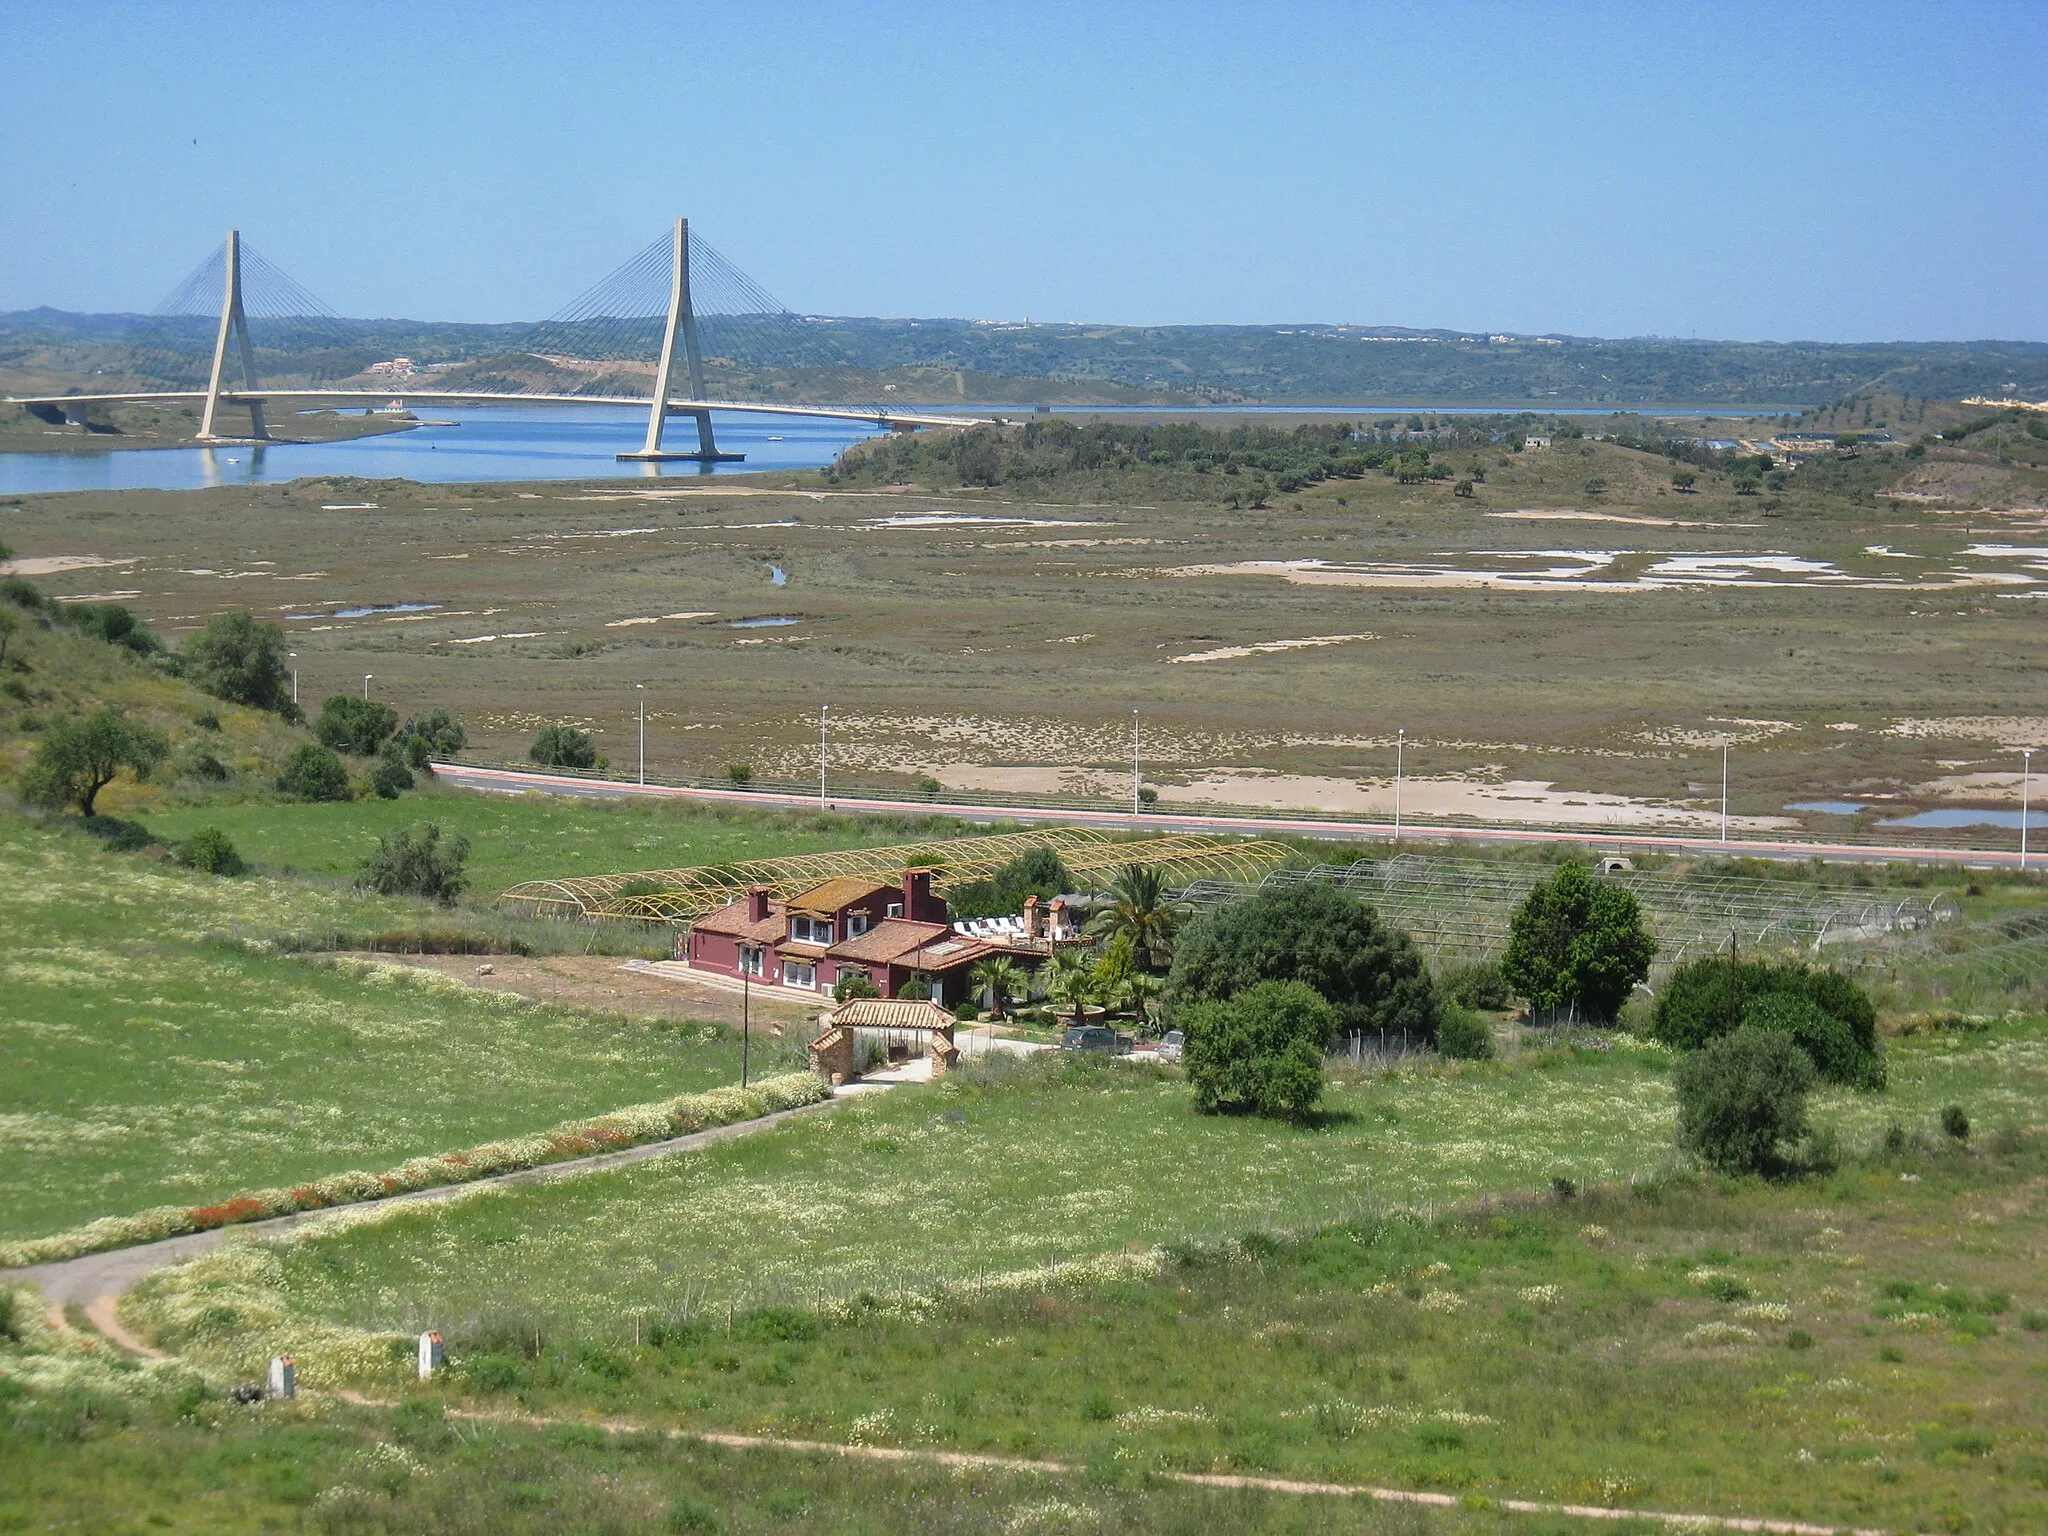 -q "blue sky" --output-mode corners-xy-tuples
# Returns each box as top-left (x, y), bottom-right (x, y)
(2, 1), (2042, 341)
